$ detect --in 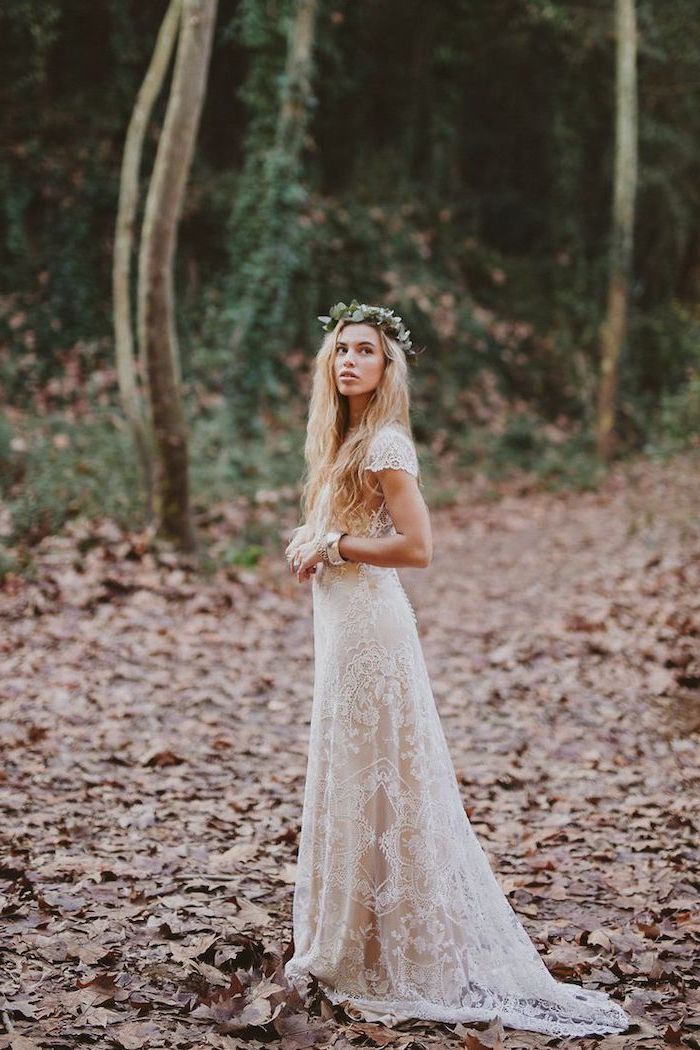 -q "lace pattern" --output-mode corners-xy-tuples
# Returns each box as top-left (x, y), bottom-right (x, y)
(364, 424), (419, 478)
(284, 424), (630, 1036)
